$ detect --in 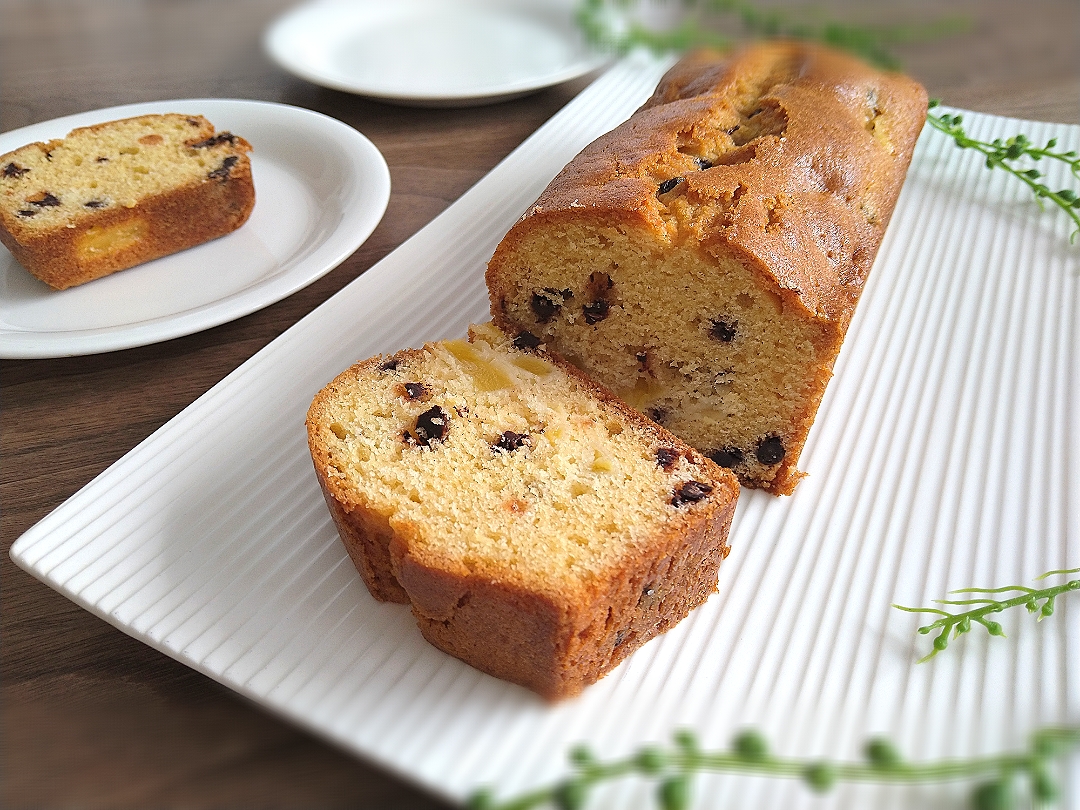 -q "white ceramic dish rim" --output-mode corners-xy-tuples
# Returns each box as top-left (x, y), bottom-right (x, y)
(263, 0), (610, 104)
(0, 98), (391, 358)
